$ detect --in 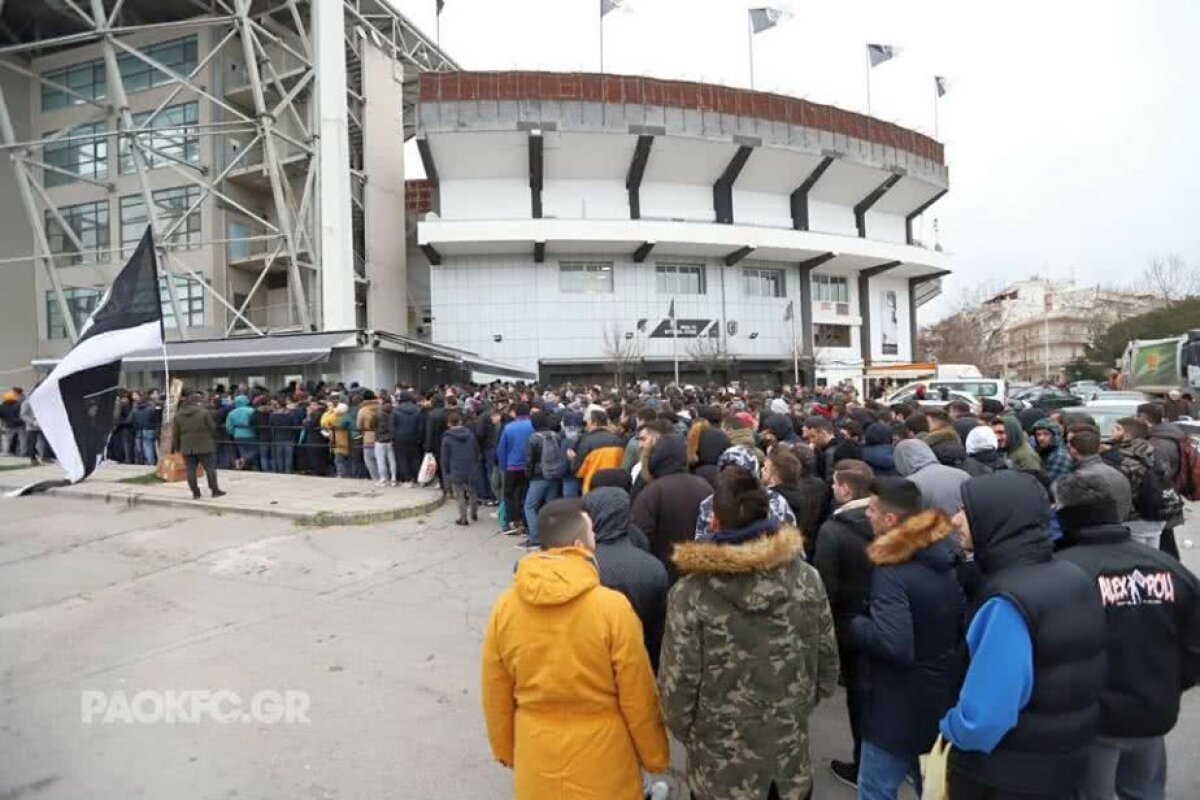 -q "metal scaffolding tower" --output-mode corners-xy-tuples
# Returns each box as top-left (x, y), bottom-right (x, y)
(0, 0), (456, 344)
